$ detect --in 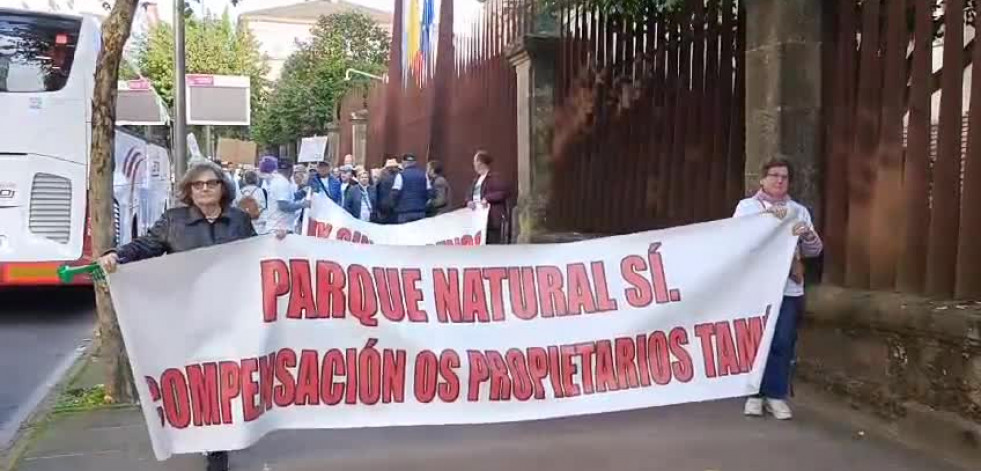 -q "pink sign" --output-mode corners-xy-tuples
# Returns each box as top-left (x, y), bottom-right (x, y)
(186, 74), (215, 87)
(126, 79), (151, 90)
